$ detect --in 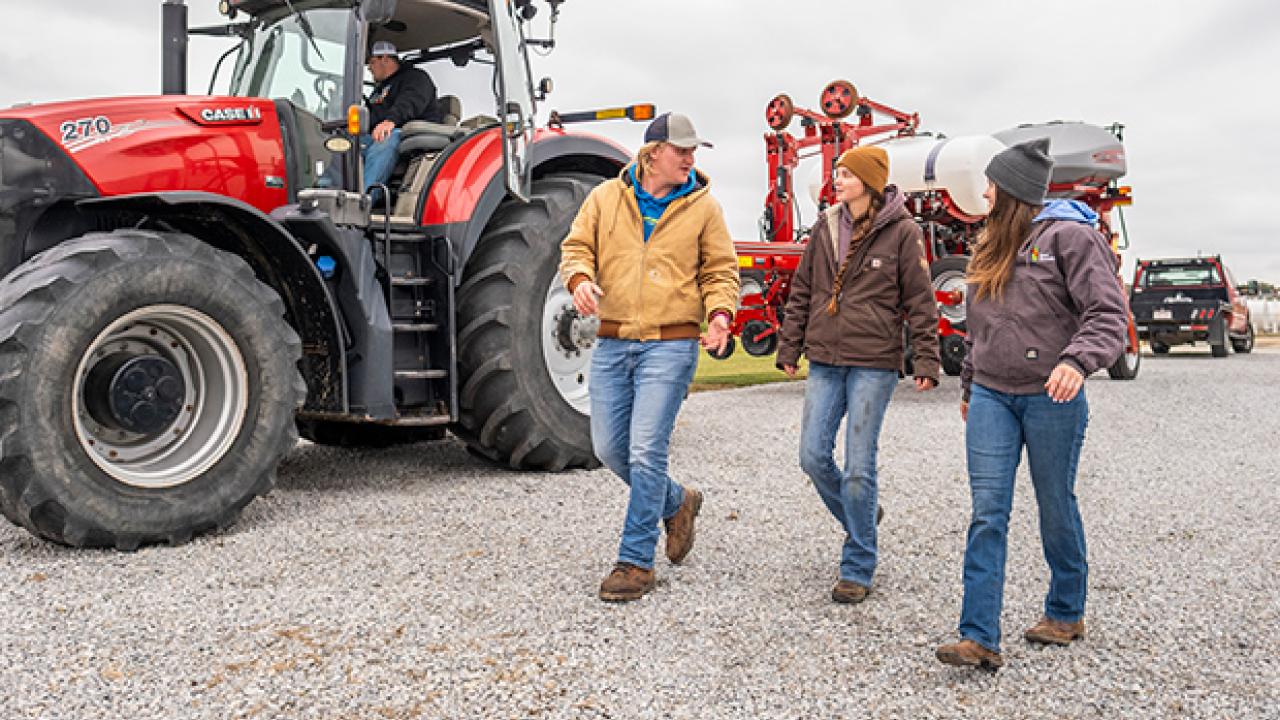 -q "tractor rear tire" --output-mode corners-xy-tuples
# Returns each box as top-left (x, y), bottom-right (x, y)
(0, 231), (305, 548)
(452, 173), (603, 470)
(297, 420), (446, 448)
